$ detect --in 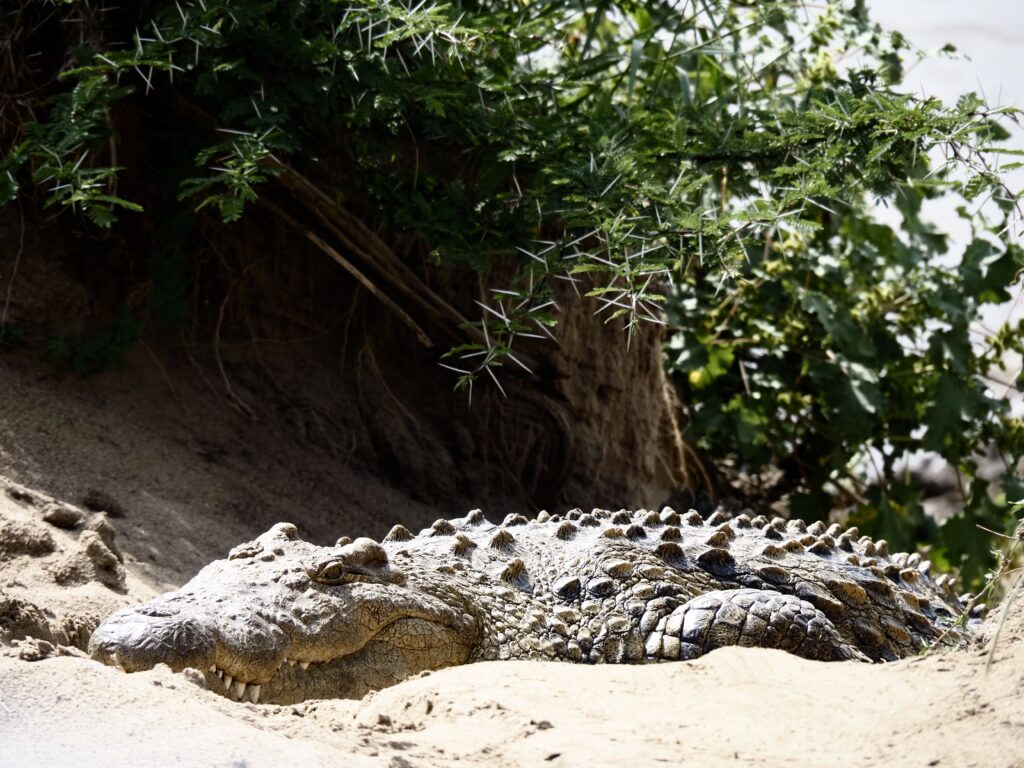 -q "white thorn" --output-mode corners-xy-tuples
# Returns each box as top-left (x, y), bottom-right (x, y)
(299, 661), (310, 671)
(233, 680), (246, 699)
(247, 684), (261, 704)
(223, 675), (233, 690)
